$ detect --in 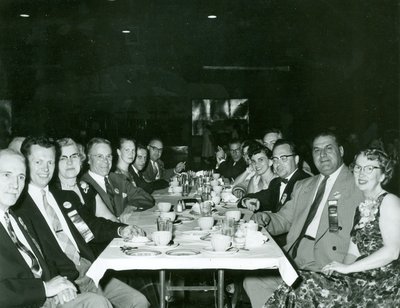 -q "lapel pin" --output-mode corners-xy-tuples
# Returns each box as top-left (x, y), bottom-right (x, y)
(63, 201), (72, 209)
